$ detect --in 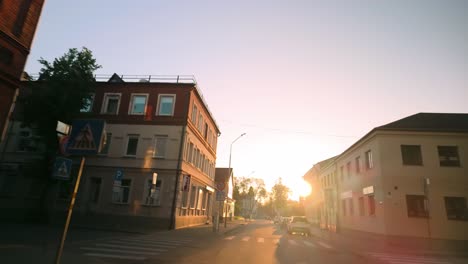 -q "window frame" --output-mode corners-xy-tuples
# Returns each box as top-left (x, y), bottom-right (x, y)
(153, 135), (168, 159)
(99, 132), (112, 155)
(438, 146), (461, 167)
(101, 93), (122, 115)
(128, 93), (149, 115)
(124, 134), (139, 157)
(368, 195), (376, 216)
(142, 178), (163, 206)
(80, 93), (95, 113)
(365, 150), (374, 169)
(112, 178), (132, 204)
(156, 94), (176, 116)
(444, 196), (467, 221)
(406, 194), (428, 218)
(355, 156), (361, 173)
(401, 145), (423, 166)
